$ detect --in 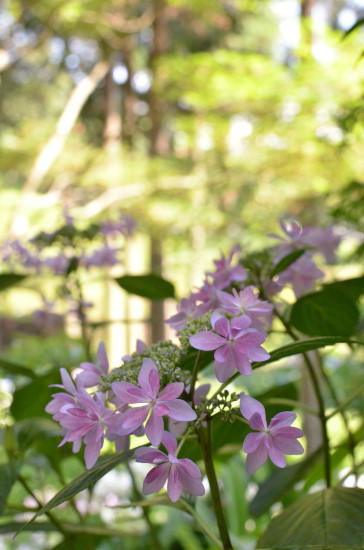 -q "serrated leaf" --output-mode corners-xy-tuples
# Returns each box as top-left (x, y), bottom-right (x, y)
(290, 289), (359, 337)
(0, 358), (38, 379)
(0, 273), (27, 291)
(257, 487), (364, 549)
(270, 249), (306, 277)
(18, 449), (135, 533)
(115, 274), (175, 300)
(0, 460), (22, 515)
(249, 448), (322, 517)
